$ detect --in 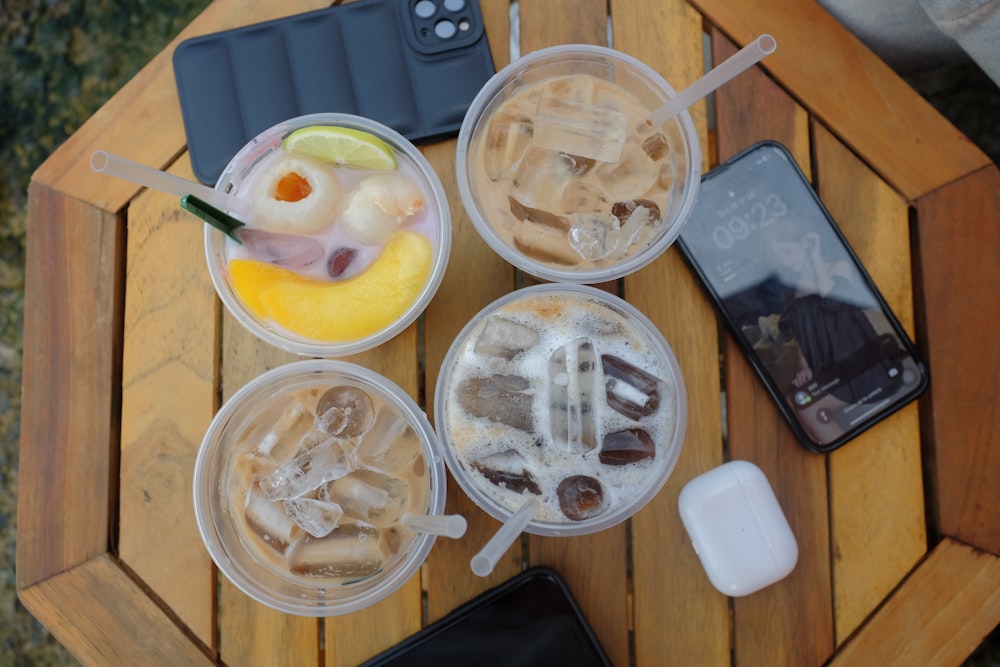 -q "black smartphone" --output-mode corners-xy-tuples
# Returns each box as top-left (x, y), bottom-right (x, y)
(173, 0), (496, 184)
(359, 567), (612, 666)
(678, 141), (928, 453)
